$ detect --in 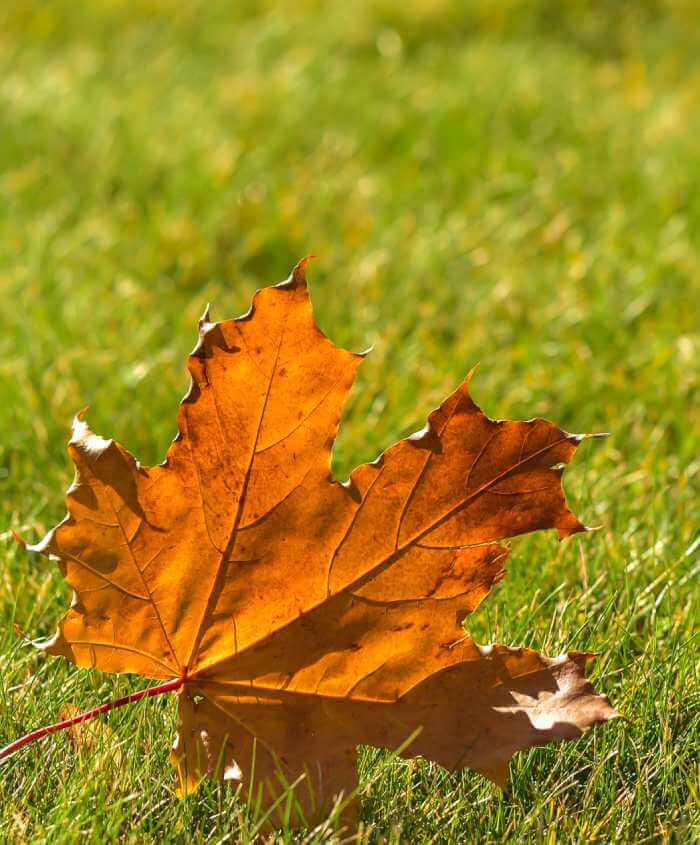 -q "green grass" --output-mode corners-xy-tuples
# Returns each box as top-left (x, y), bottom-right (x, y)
(1, 1), (698, 841)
